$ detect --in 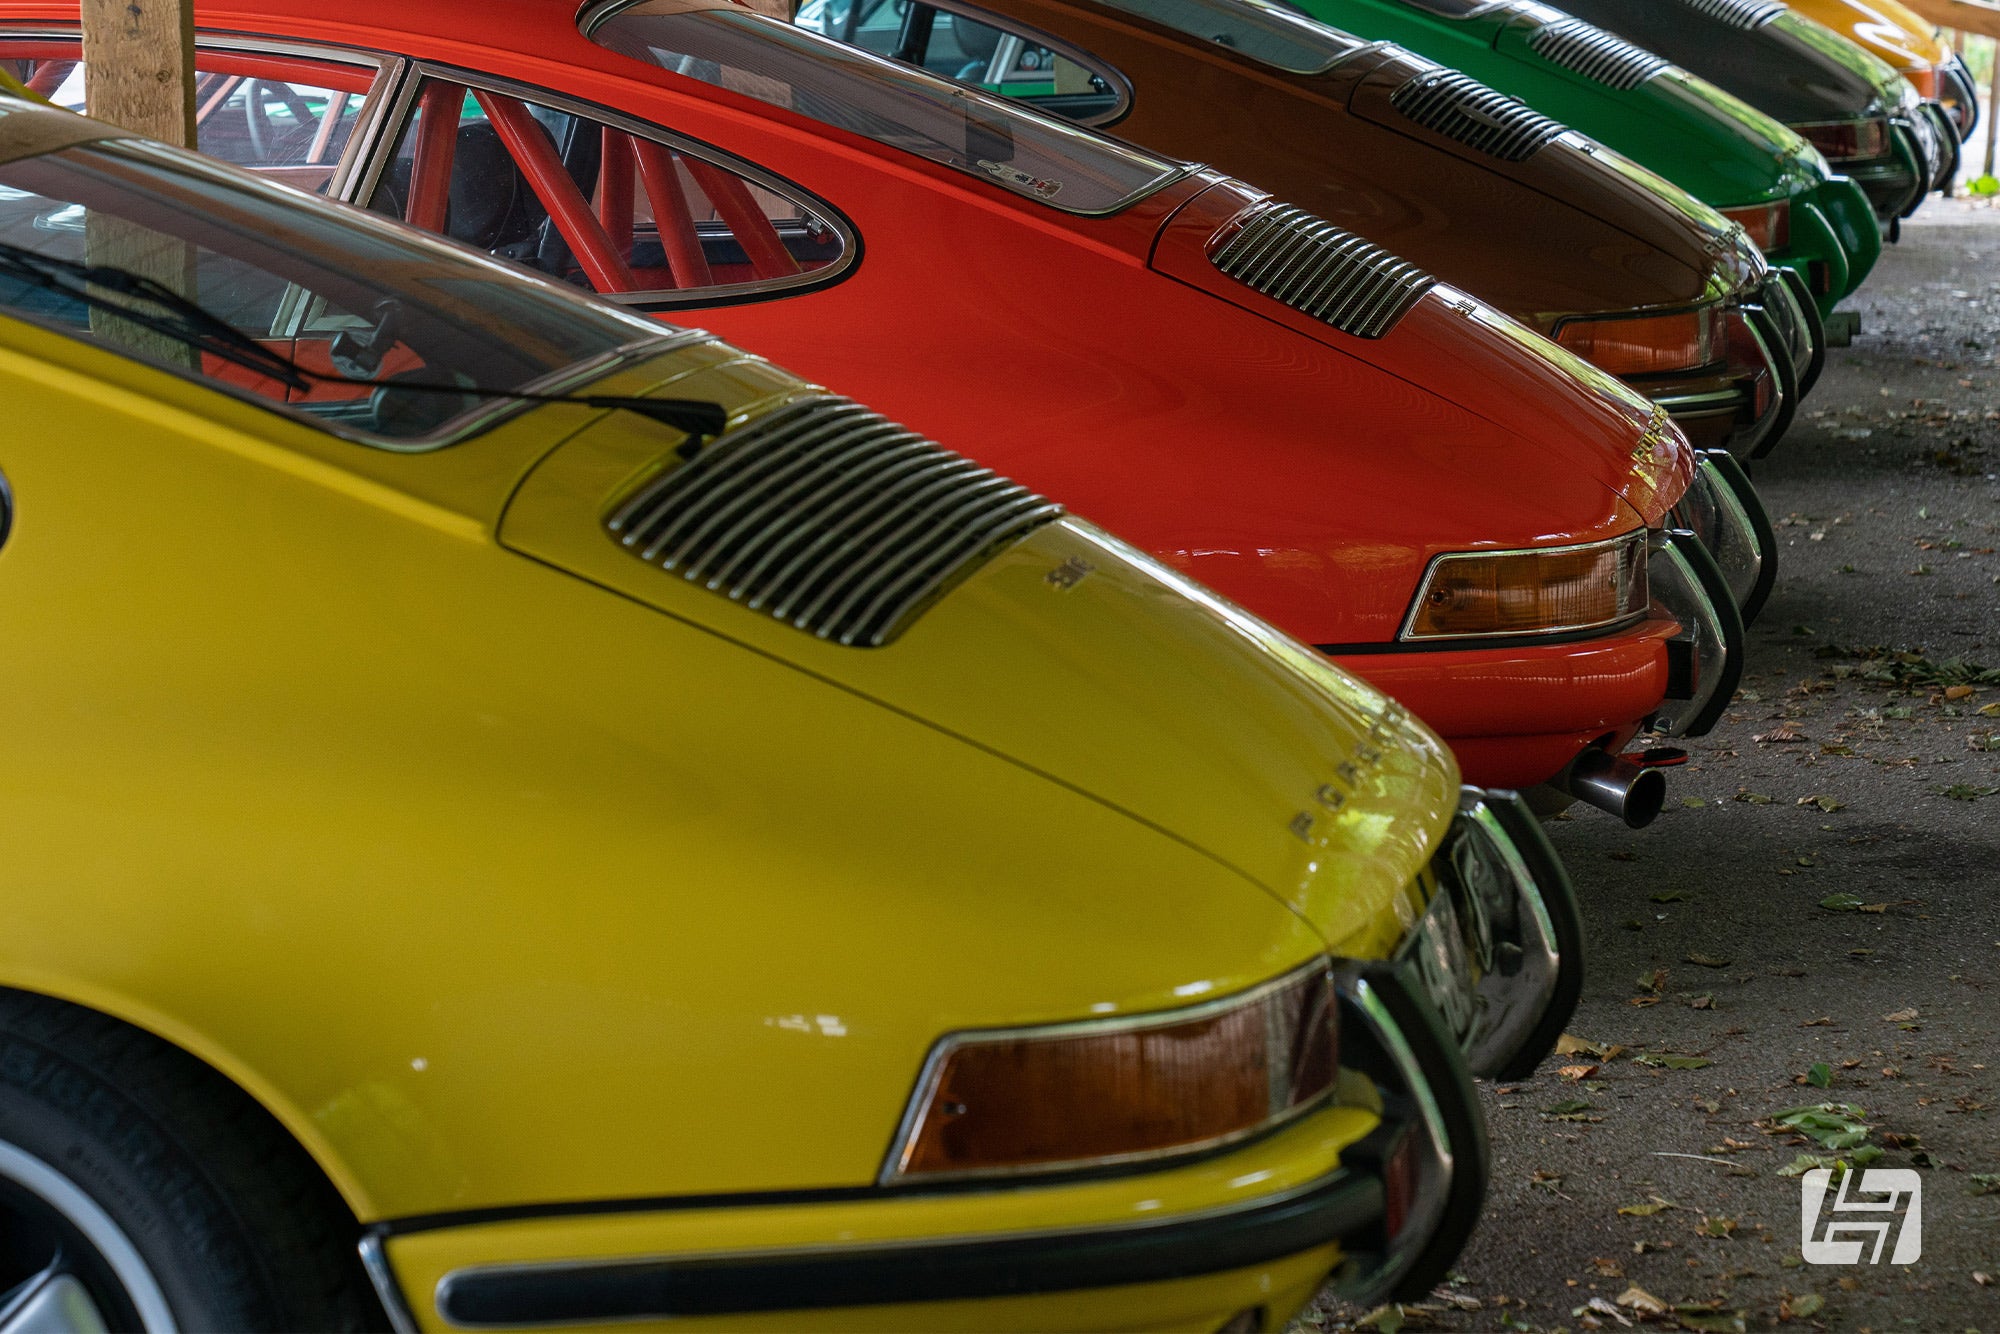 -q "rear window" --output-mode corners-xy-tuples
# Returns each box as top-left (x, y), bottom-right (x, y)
(582, 0), (1183, 214)
(0, 133), (668, 447)
(1093, 0), (1363, 74)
